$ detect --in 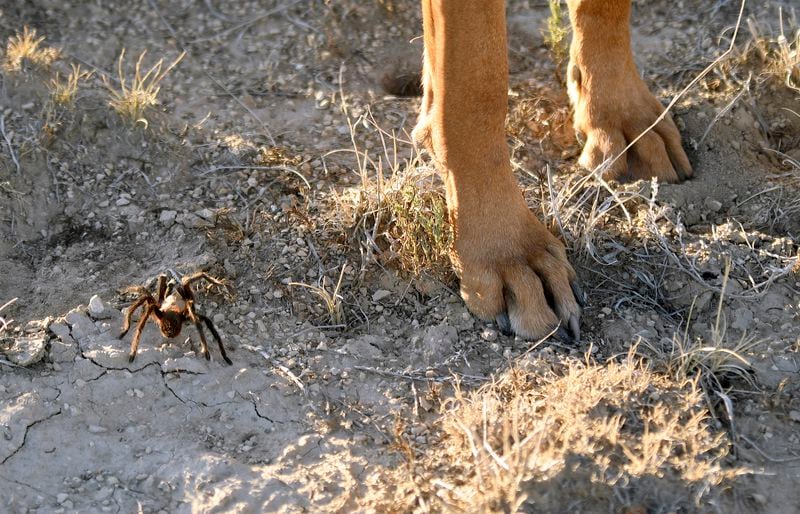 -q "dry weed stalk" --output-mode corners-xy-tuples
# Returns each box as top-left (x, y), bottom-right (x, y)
(49, 64), (93, 106)
(289, 264), (347, 325)
(2, 27), (59, 73)
(102, 49), (185, 127)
